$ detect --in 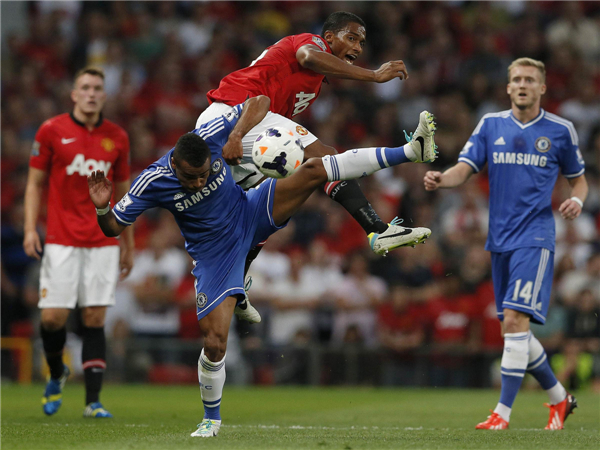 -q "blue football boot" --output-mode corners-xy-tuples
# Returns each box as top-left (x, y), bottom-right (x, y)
(83, 402), (113, 418)
(42, 365), (70, 415)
